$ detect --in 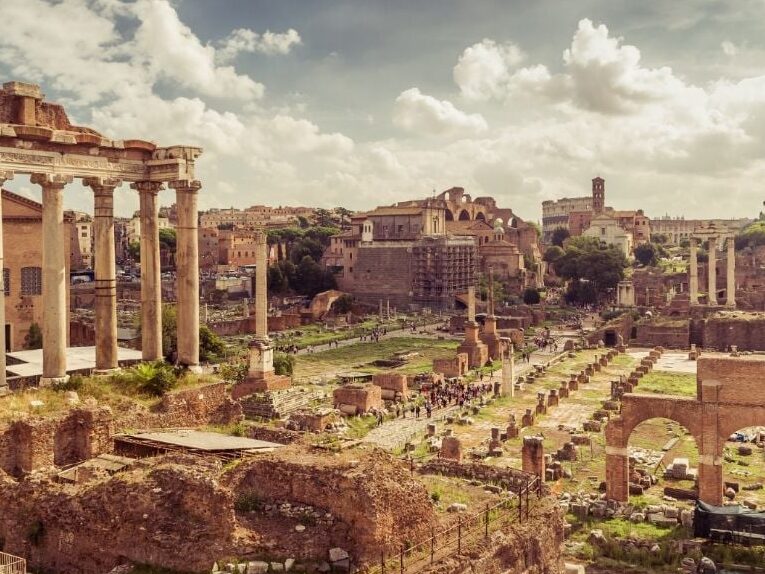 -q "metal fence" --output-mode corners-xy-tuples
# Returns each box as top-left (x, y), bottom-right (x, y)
(365, 476), (542, 574)
(0, 552), (26, 574)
